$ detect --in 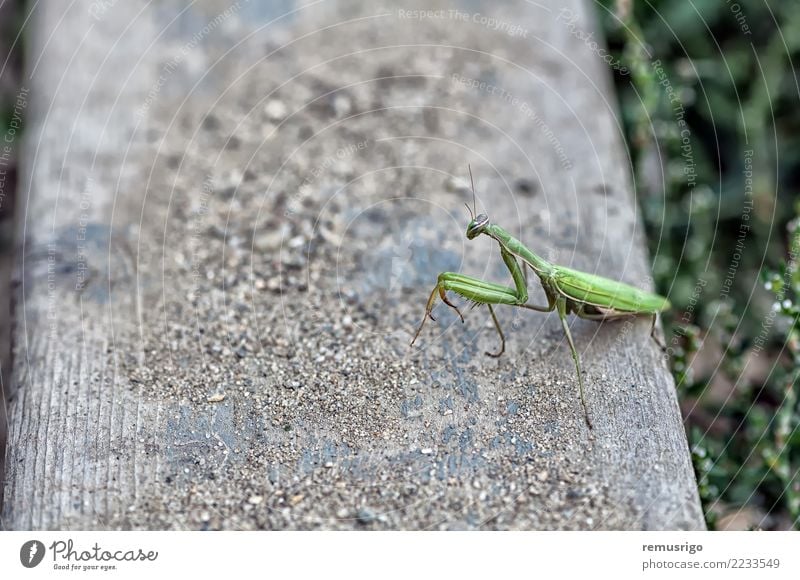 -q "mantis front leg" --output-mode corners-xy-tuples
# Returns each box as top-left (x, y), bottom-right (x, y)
(410, 272), (521, 356)
(410, 248), (554, 355)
